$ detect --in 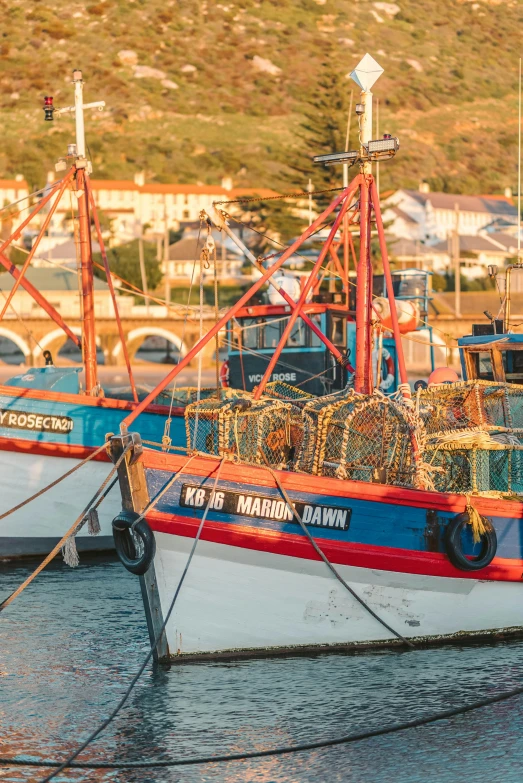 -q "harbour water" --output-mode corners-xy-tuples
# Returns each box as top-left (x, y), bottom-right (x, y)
(1, 555), (523, 782)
